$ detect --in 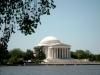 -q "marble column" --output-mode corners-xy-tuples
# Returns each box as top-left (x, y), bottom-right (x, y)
(51, 49), (53, 58)
(58, 48), (59, 58)
(57, 48), (58, 58)
(62, 48), (64, 58)
(61, 48), (62, 58)
(55, 48), (57, 58)
(53, 48), (55, 58)
(58, 48), (60, 58)
(47, 47), (51, 59)
(64, 48), (66, 59)
(63, 48), (64, 58)
(62, 48), (63, 58)
(68, 48), (70, 58)
(63, 48), (65, 58)
(53, 48), (54, 58)
(67, 48), (69, 58)
(54, 48), (56, 59)
(60, 48), (62, 58)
